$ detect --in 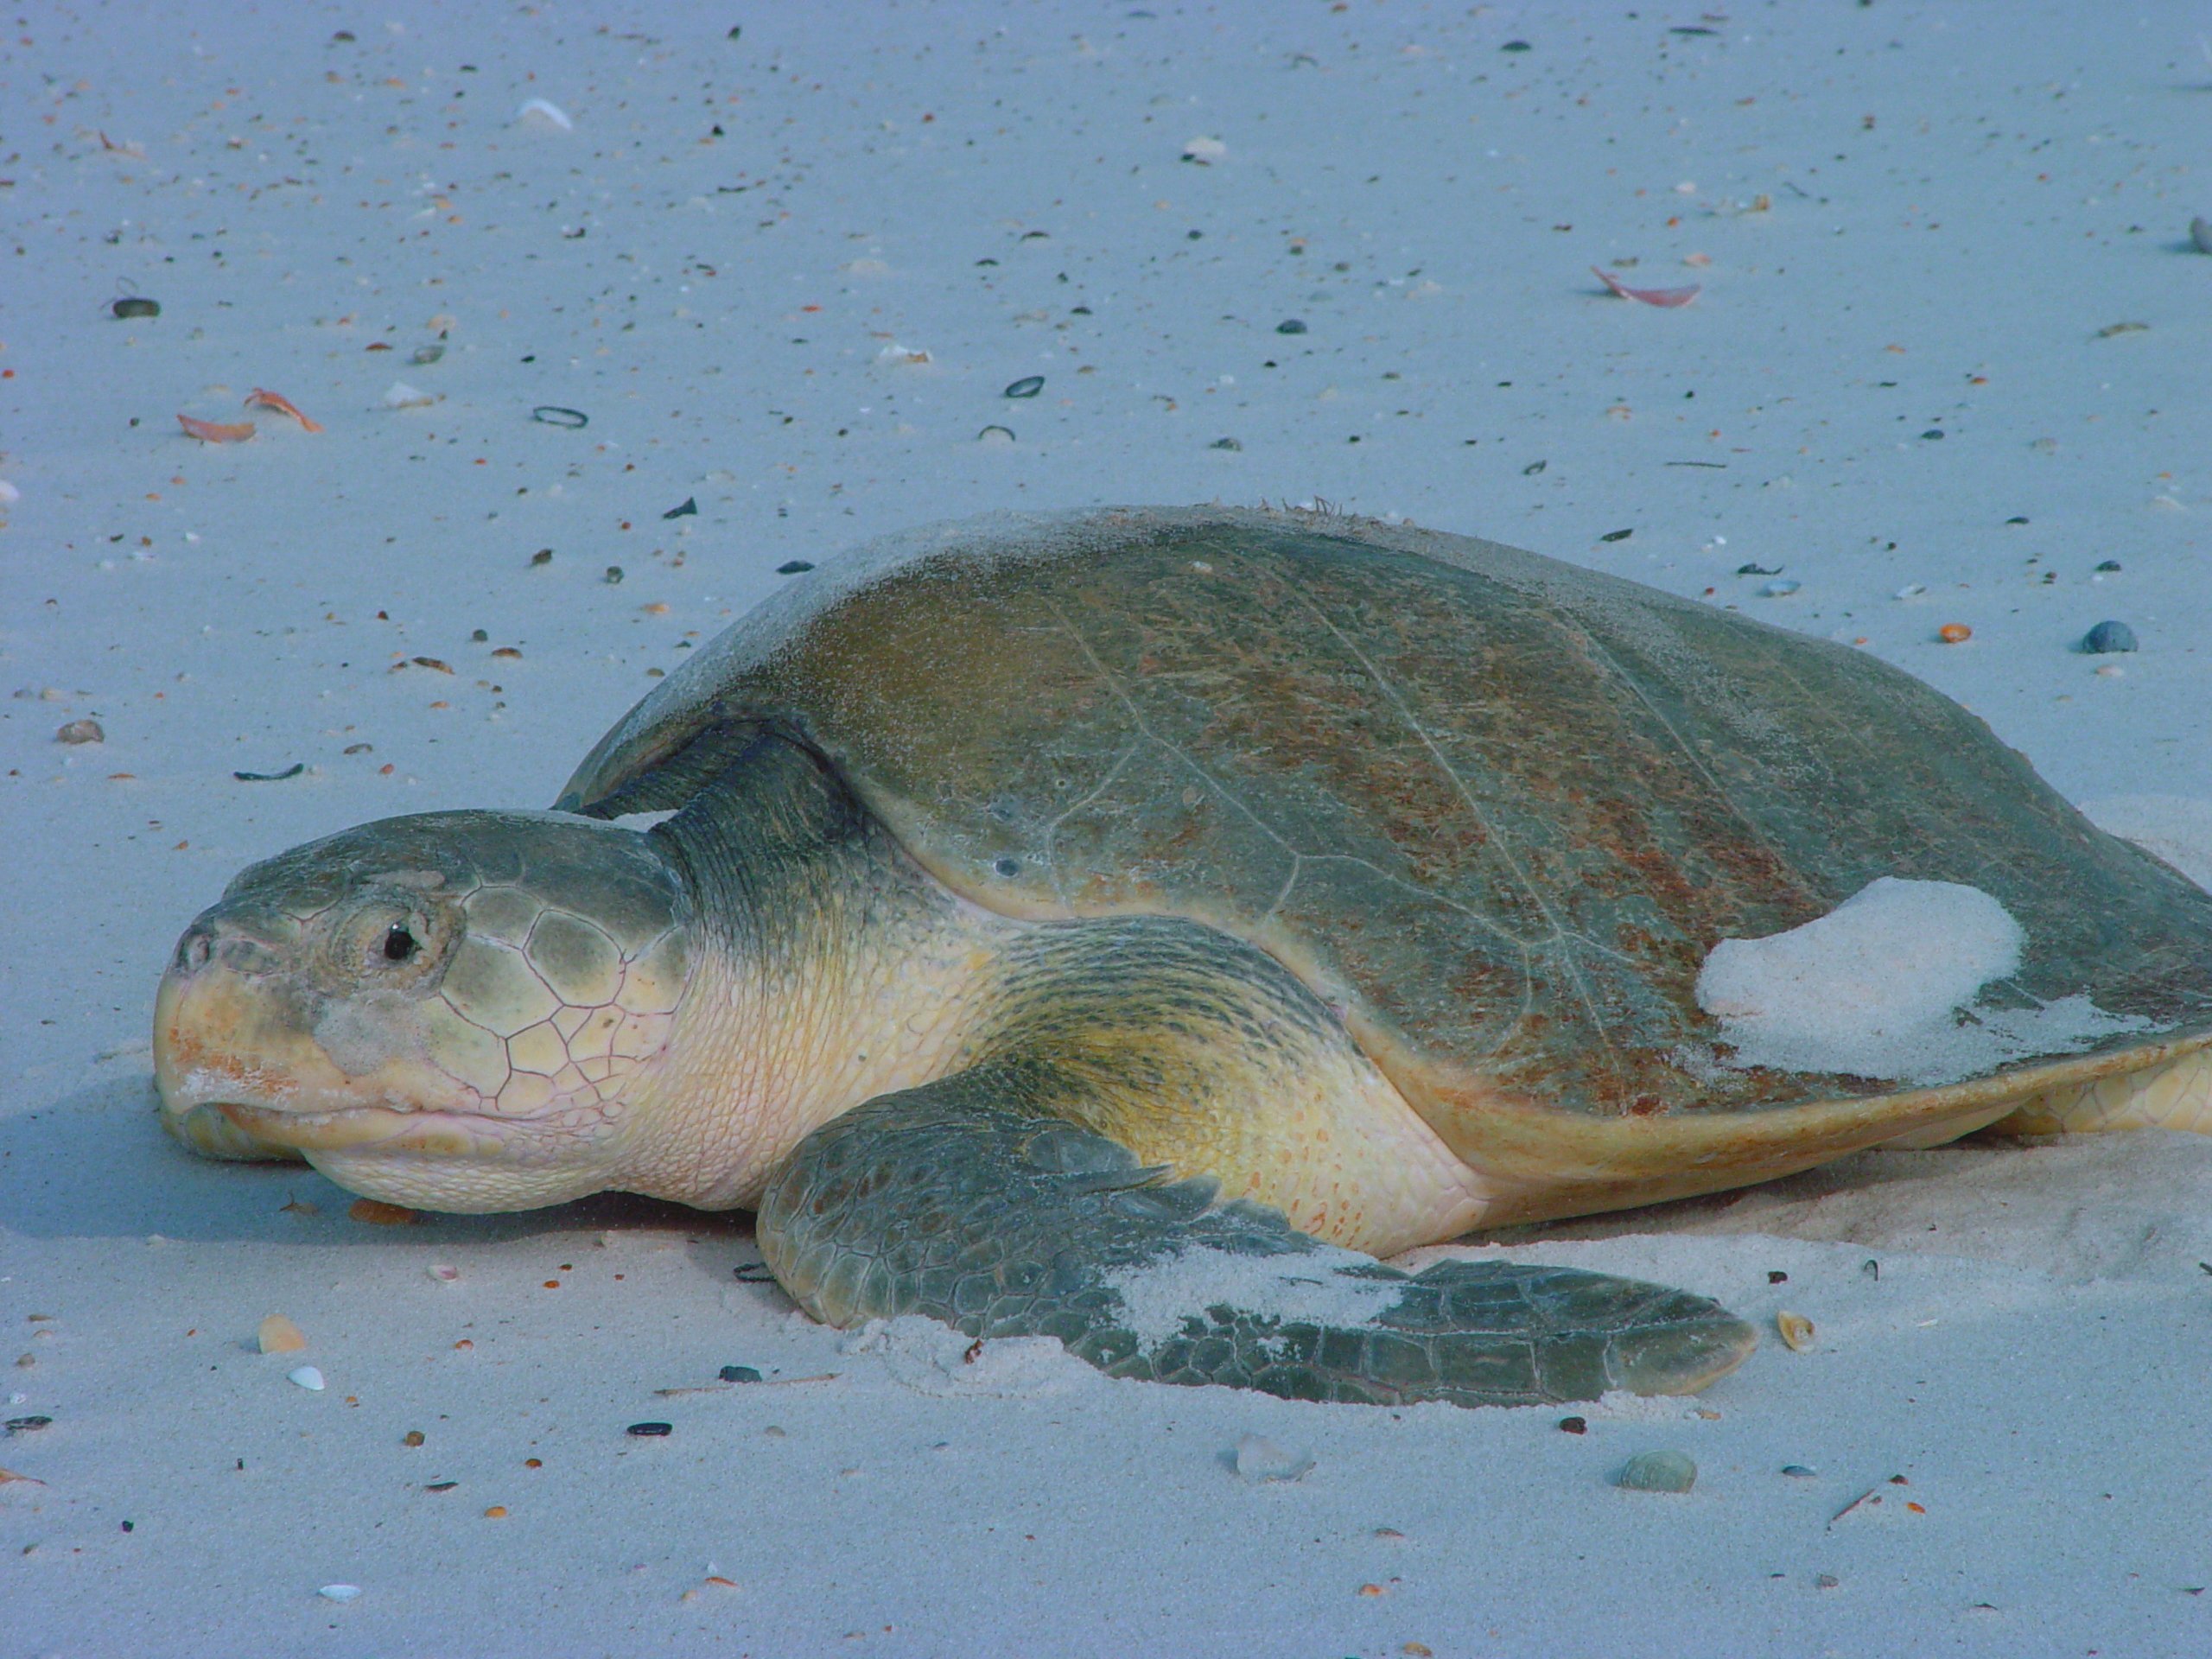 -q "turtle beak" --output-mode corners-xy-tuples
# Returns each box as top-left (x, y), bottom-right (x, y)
(154, 904), (416, 1160)
(156, 906), (321, 1160)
